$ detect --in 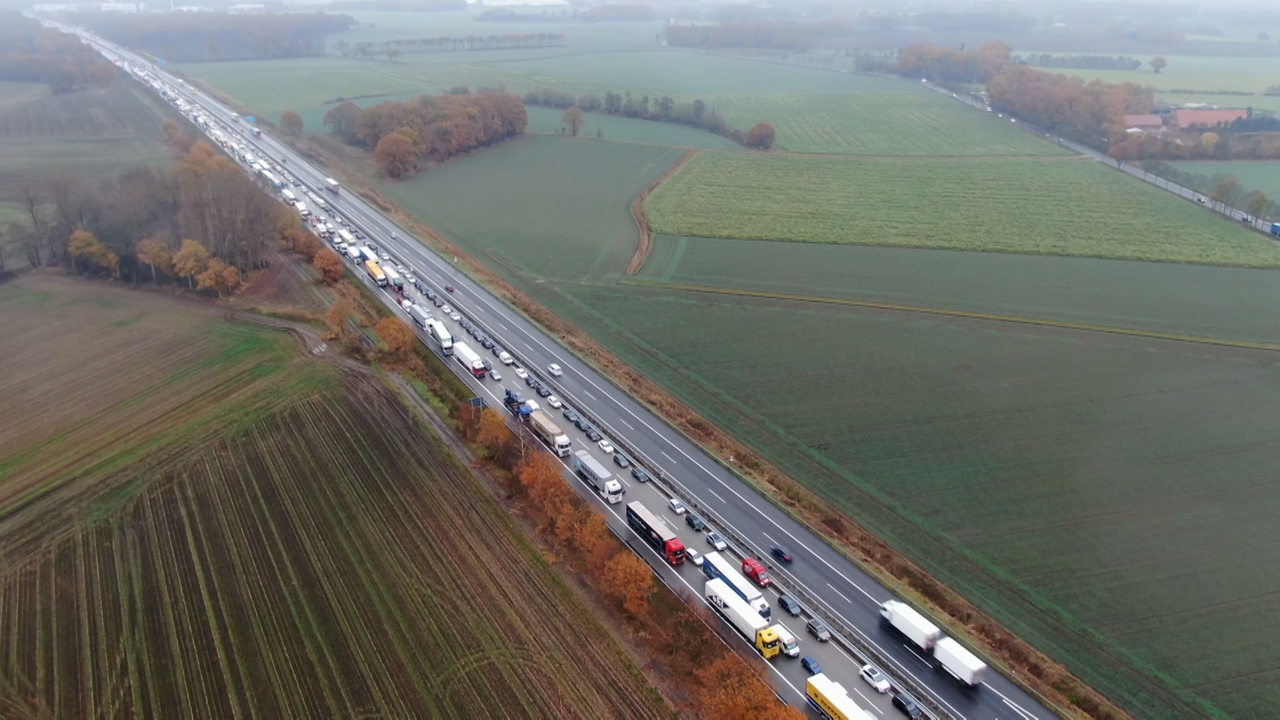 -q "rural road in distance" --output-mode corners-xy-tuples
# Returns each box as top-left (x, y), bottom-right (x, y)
(79, 28), (1061, 720)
